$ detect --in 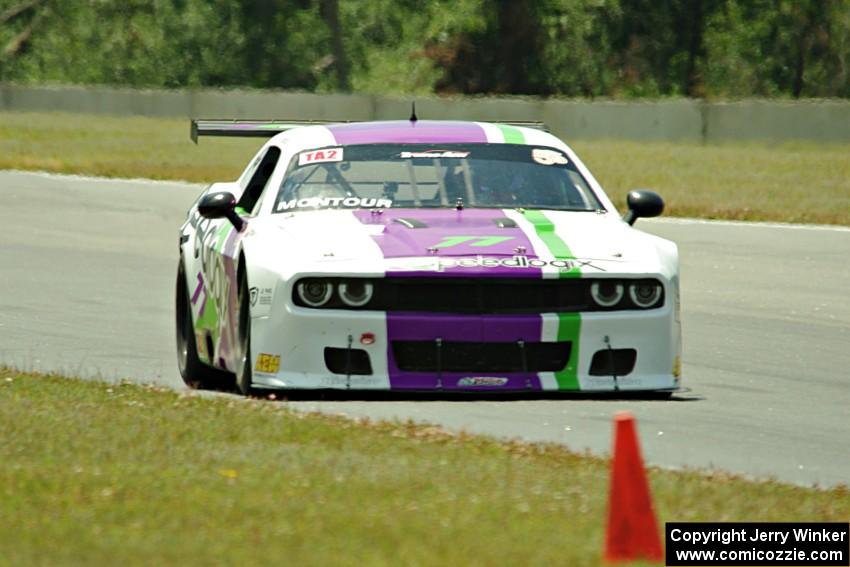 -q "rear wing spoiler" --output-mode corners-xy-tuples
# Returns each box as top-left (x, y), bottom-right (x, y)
(190, 119), (337, 144)
(190, 119), (549, 144)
